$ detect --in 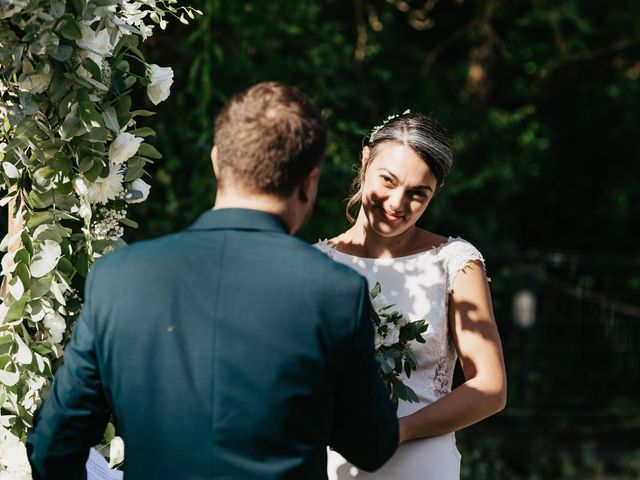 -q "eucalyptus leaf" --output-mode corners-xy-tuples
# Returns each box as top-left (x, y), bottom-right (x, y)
(129, 127), (156, 137)
(123, 167), (144, 182)
(81, 57), (102, 80)
(56, 15), (82, 40)
(138, 143), (162, 159)
(102, 106), (120, 132)
(5, 297), (28, 323)
(49, 44), (73, 62)
(119, 217), (138, 228)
